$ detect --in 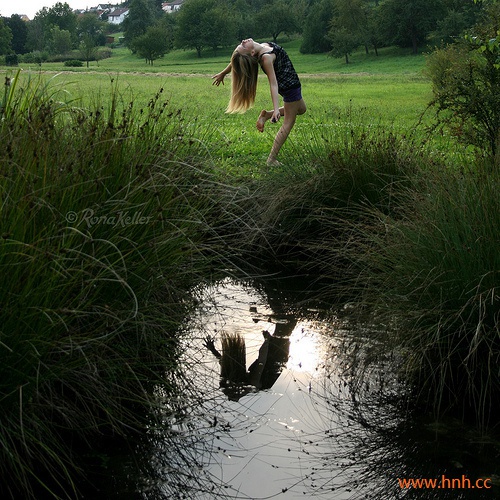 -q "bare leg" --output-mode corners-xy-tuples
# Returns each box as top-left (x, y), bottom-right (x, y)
(256, 107), (284, 132)
(267, 99), (306, 165)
